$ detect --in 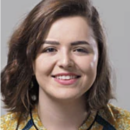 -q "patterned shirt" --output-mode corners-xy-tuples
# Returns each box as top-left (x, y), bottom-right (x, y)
(0, 104), (130, 130)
